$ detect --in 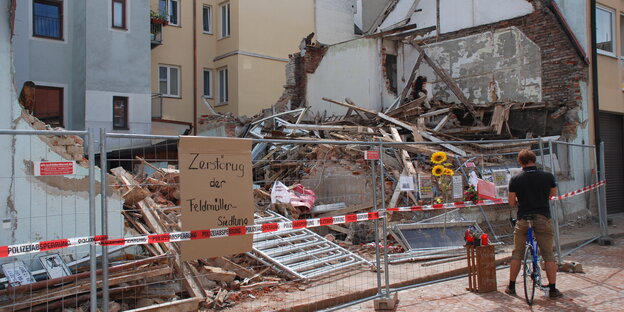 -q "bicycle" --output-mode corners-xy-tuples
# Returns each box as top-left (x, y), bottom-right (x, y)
(522, 215), (550, 305)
